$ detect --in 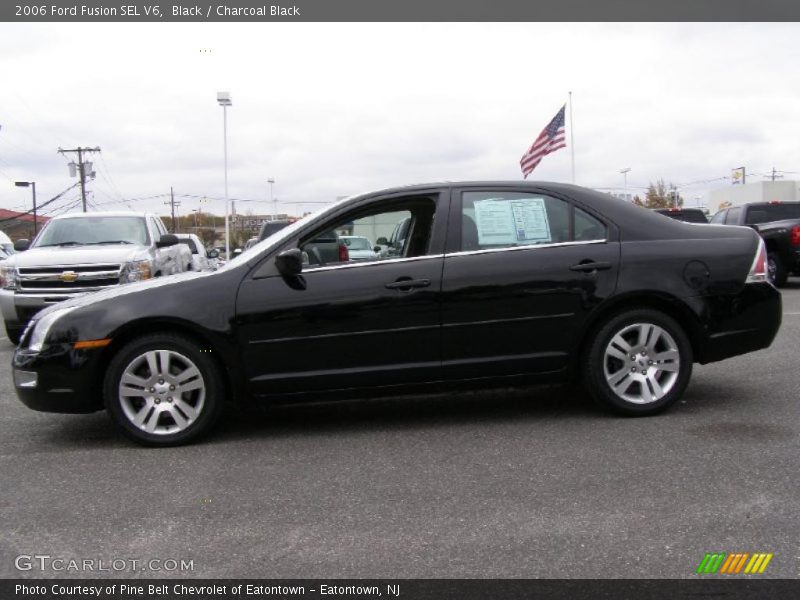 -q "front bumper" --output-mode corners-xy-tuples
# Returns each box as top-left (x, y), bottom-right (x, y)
(13, 343), (105, 414)
(699, 282), (782, 364)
